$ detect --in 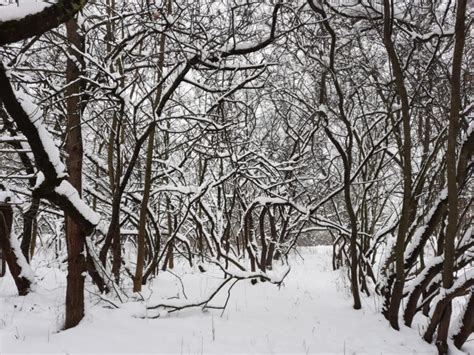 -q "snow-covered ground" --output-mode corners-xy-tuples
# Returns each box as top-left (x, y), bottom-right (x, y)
(0, 247), (441, 354)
